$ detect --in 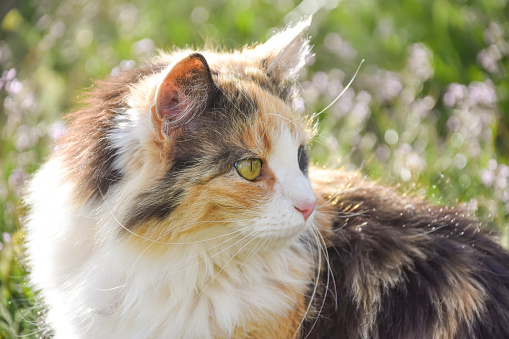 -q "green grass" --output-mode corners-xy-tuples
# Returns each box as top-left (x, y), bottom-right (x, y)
(1, 0), (508, 336)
